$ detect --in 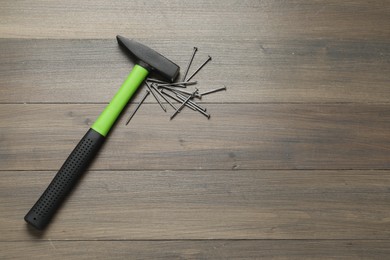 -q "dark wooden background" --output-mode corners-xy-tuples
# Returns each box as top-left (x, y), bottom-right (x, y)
(1, 0), (389, 259)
